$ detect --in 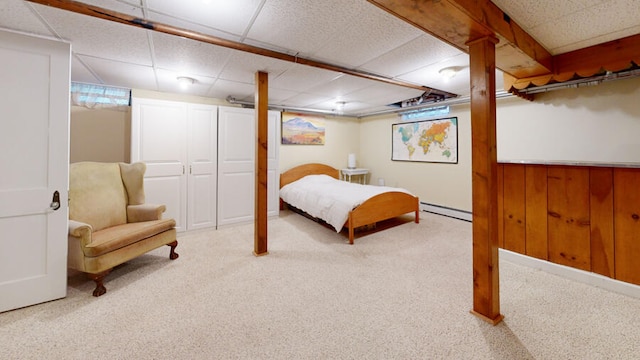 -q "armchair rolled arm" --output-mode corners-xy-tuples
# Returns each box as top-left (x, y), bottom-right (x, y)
(127, 204), (166, 222)
(68, 219), (93, 246)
